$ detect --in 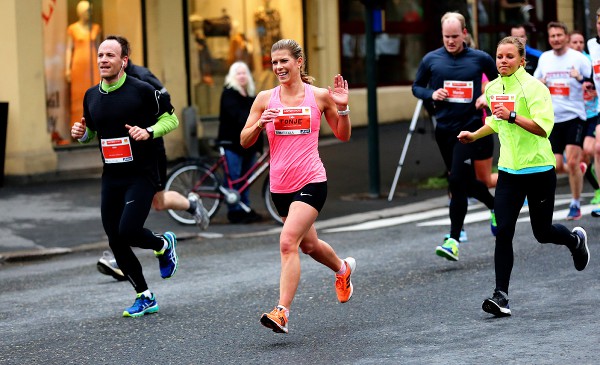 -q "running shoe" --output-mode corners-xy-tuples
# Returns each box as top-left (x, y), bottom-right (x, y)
(490, 210), (498, 236)
(571, 227), (590, 271)
(592, 207), (600, 217)
(482, 289), (511, 317)
(188, 193), (210, 230)
(97, 251), (127, 281)
(123, 292), (159, 317)
(444, 229), (468, 242)
(260, 306), (288, 334)
(566, 205), (582, 221)
(335, 257), (356, 303)
(435, 237), (459, 261)
(155, 231), (178, 279)
(591, 189), (600, 205)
